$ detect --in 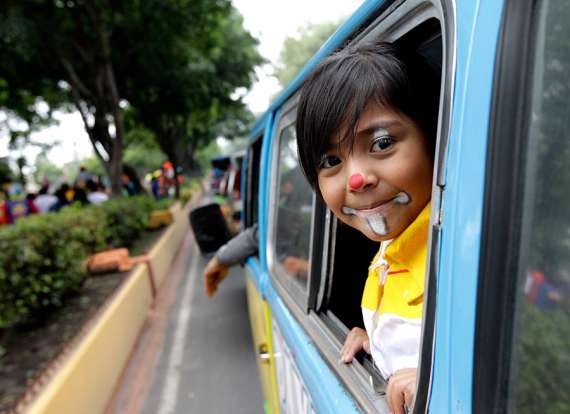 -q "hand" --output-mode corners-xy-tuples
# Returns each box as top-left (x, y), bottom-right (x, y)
(340, 327), (370, 363)
(203, 256), (229, 297)
(386, 368), (417, 414)
(282, 256), (309, 278)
